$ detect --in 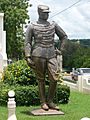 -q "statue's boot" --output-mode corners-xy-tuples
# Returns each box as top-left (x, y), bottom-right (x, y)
(47, 81), (59, 111)
(38, 81), (49, 111)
